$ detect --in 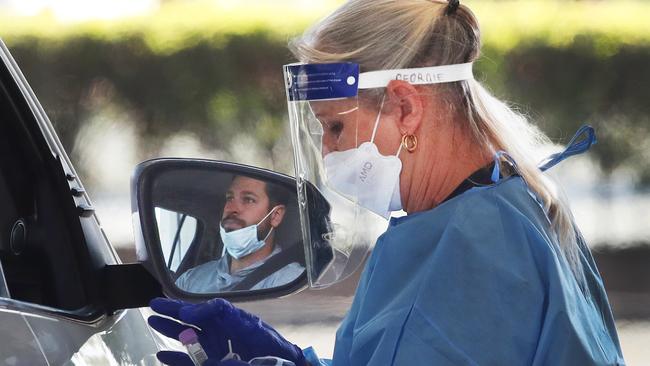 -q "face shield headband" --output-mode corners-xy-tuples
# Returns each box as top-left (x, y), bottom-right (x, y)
(285, 62), (474, 101)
